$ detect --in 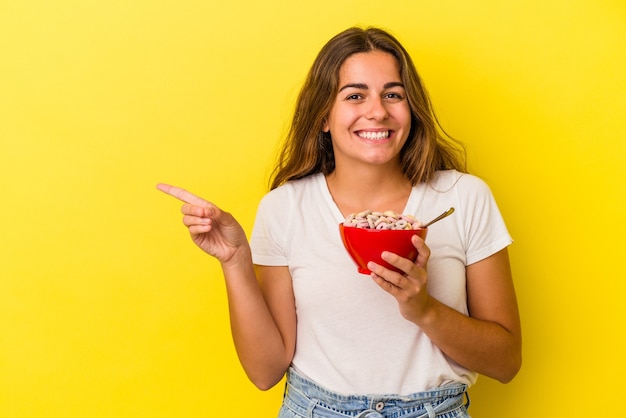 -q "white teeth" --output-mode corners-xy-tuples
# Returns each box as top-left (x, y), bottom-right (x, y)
(358, 131), (390, 140)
